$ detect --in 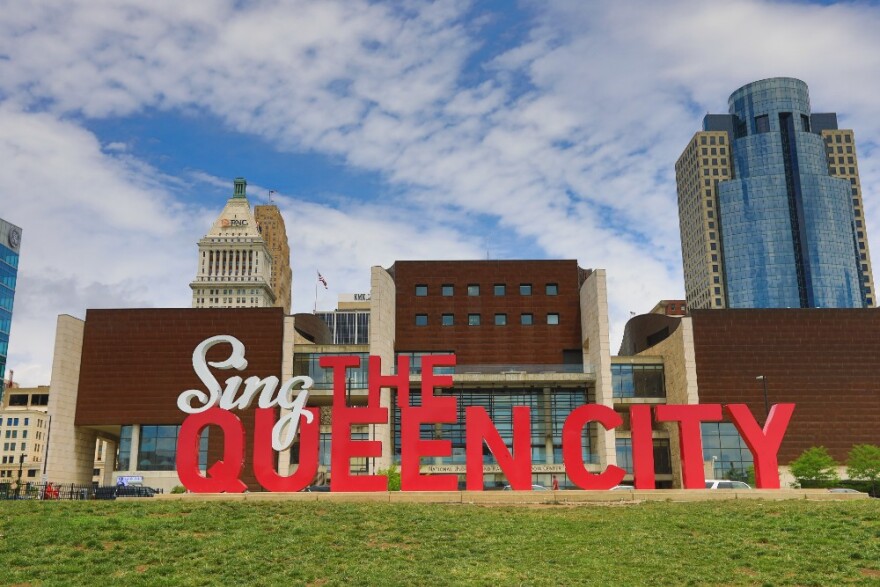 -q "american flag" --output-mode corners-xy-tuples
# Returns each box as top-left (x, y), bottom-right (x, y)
(317, 271), (328, 289)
